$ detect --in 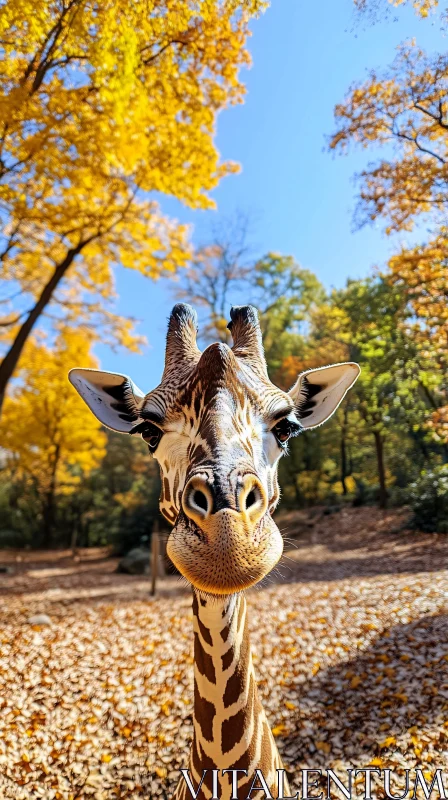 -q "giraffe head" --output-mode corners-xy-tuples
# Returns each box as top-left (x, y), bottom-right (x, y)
(70, 304), (359, 595)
